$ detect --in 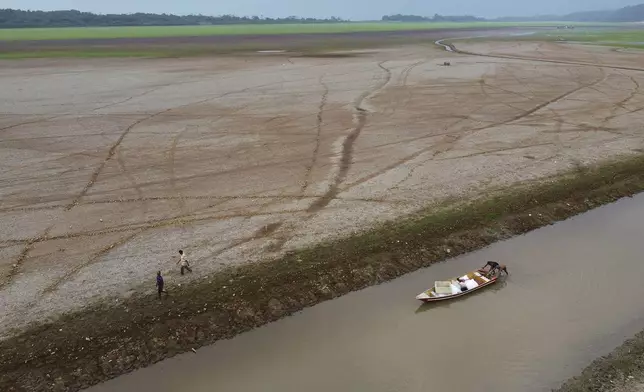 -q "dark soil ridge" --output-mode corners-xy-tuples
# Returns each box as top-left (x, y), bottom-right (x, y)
(5, 154), (644, 392)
